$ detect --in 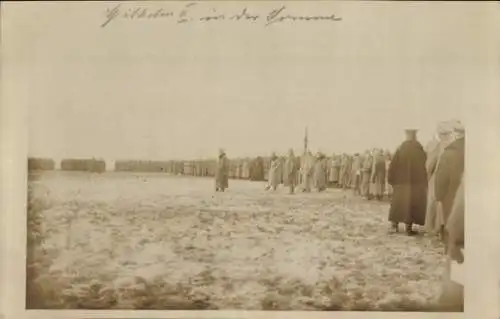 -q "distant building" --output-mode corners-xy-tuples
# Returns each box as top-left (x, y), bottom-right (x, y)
(28, 158), (55, 171)
(60, 158), (106, 173)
